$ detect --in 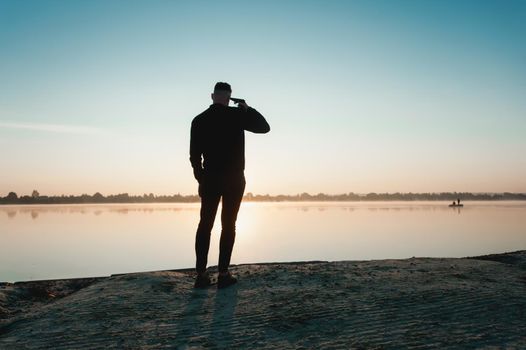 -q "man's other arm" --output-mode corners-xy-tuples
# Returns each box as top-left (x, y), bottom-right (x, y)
(241, 107), (270, 134)
(189, 119), (204, 183)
